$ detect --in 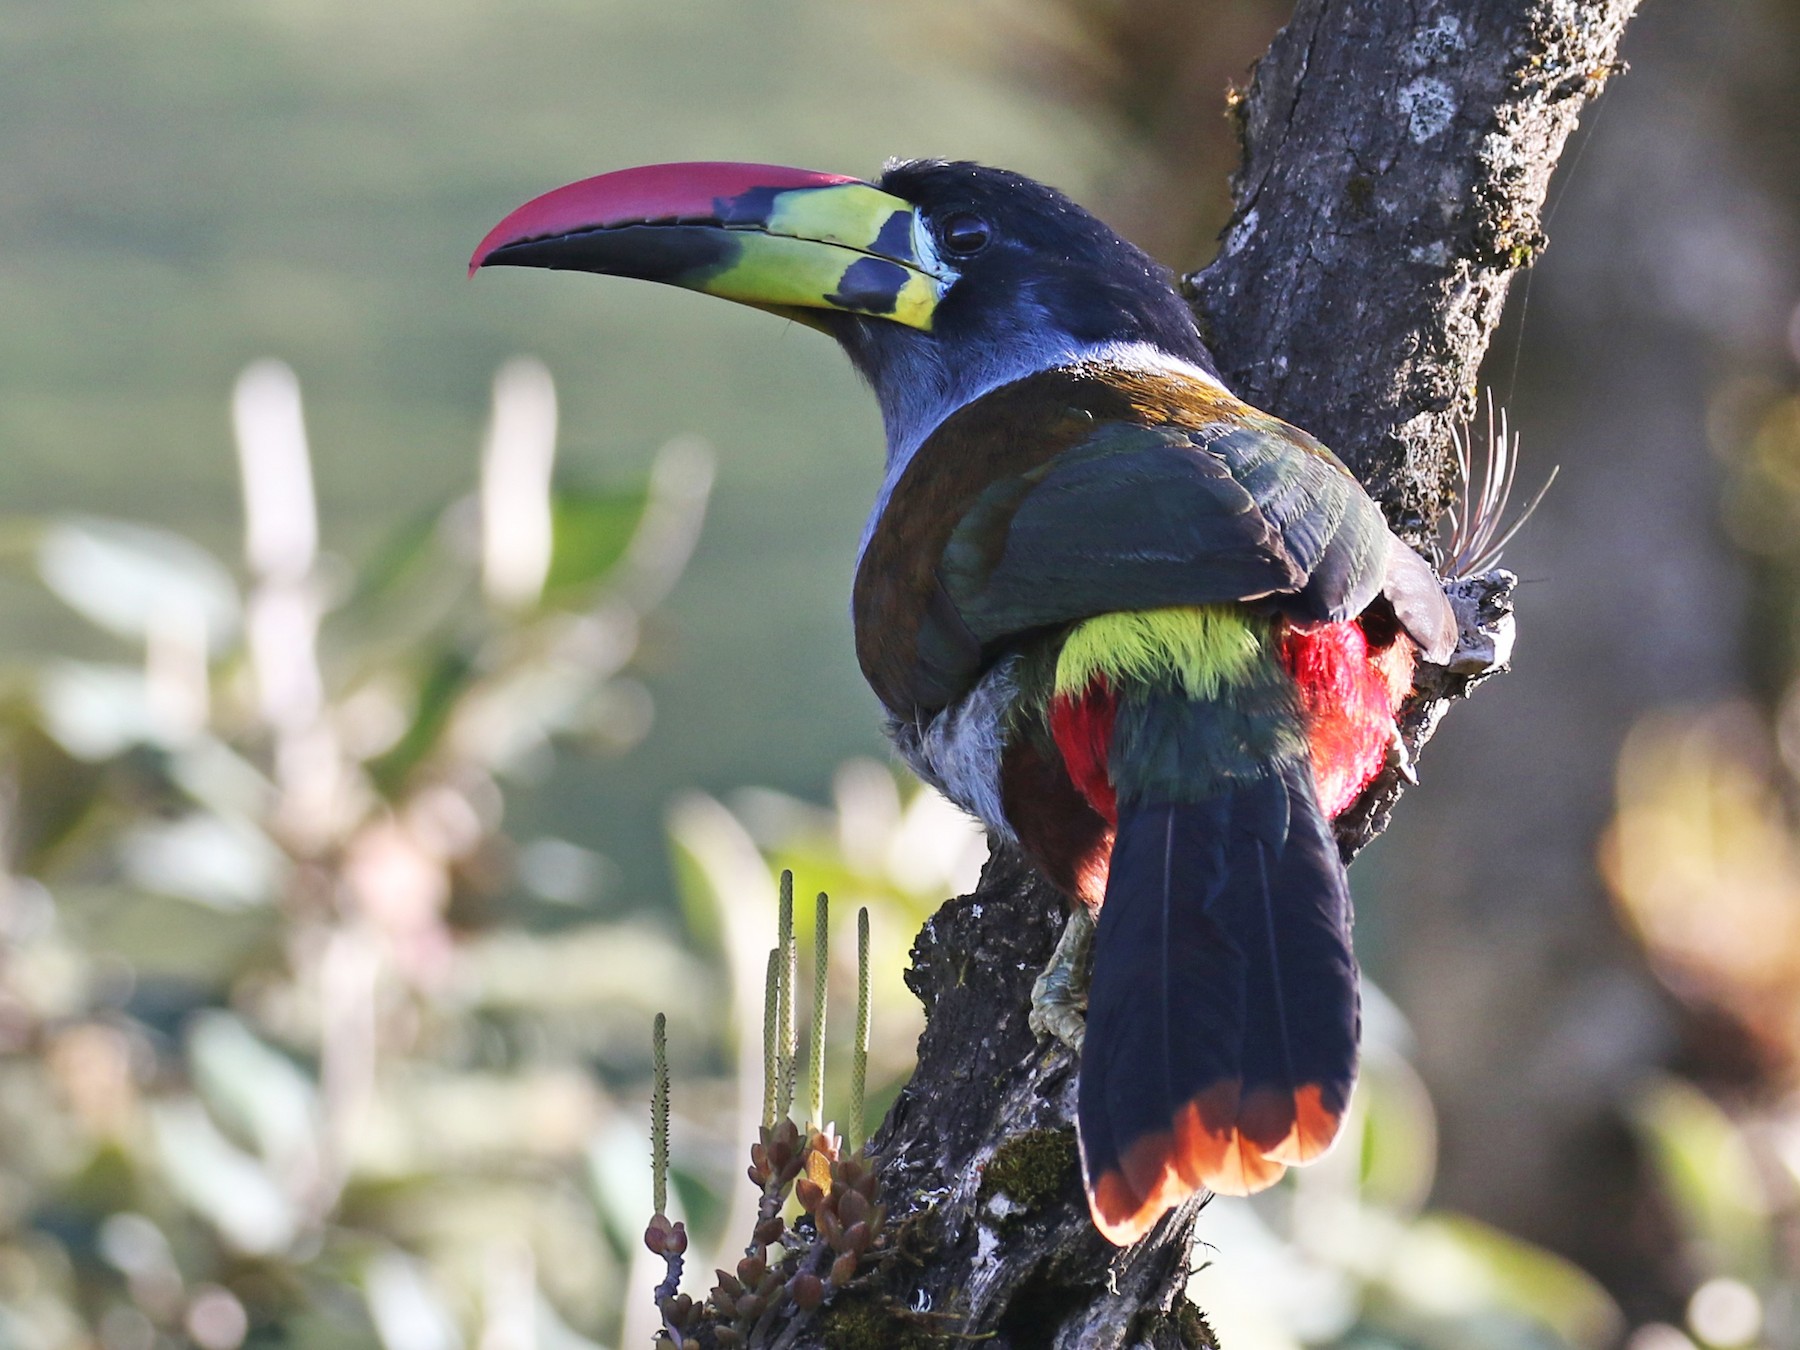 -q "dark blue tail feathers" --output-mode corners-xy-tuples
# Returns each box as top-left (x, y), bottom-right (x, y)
(1079, 761), (1359, 1242)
